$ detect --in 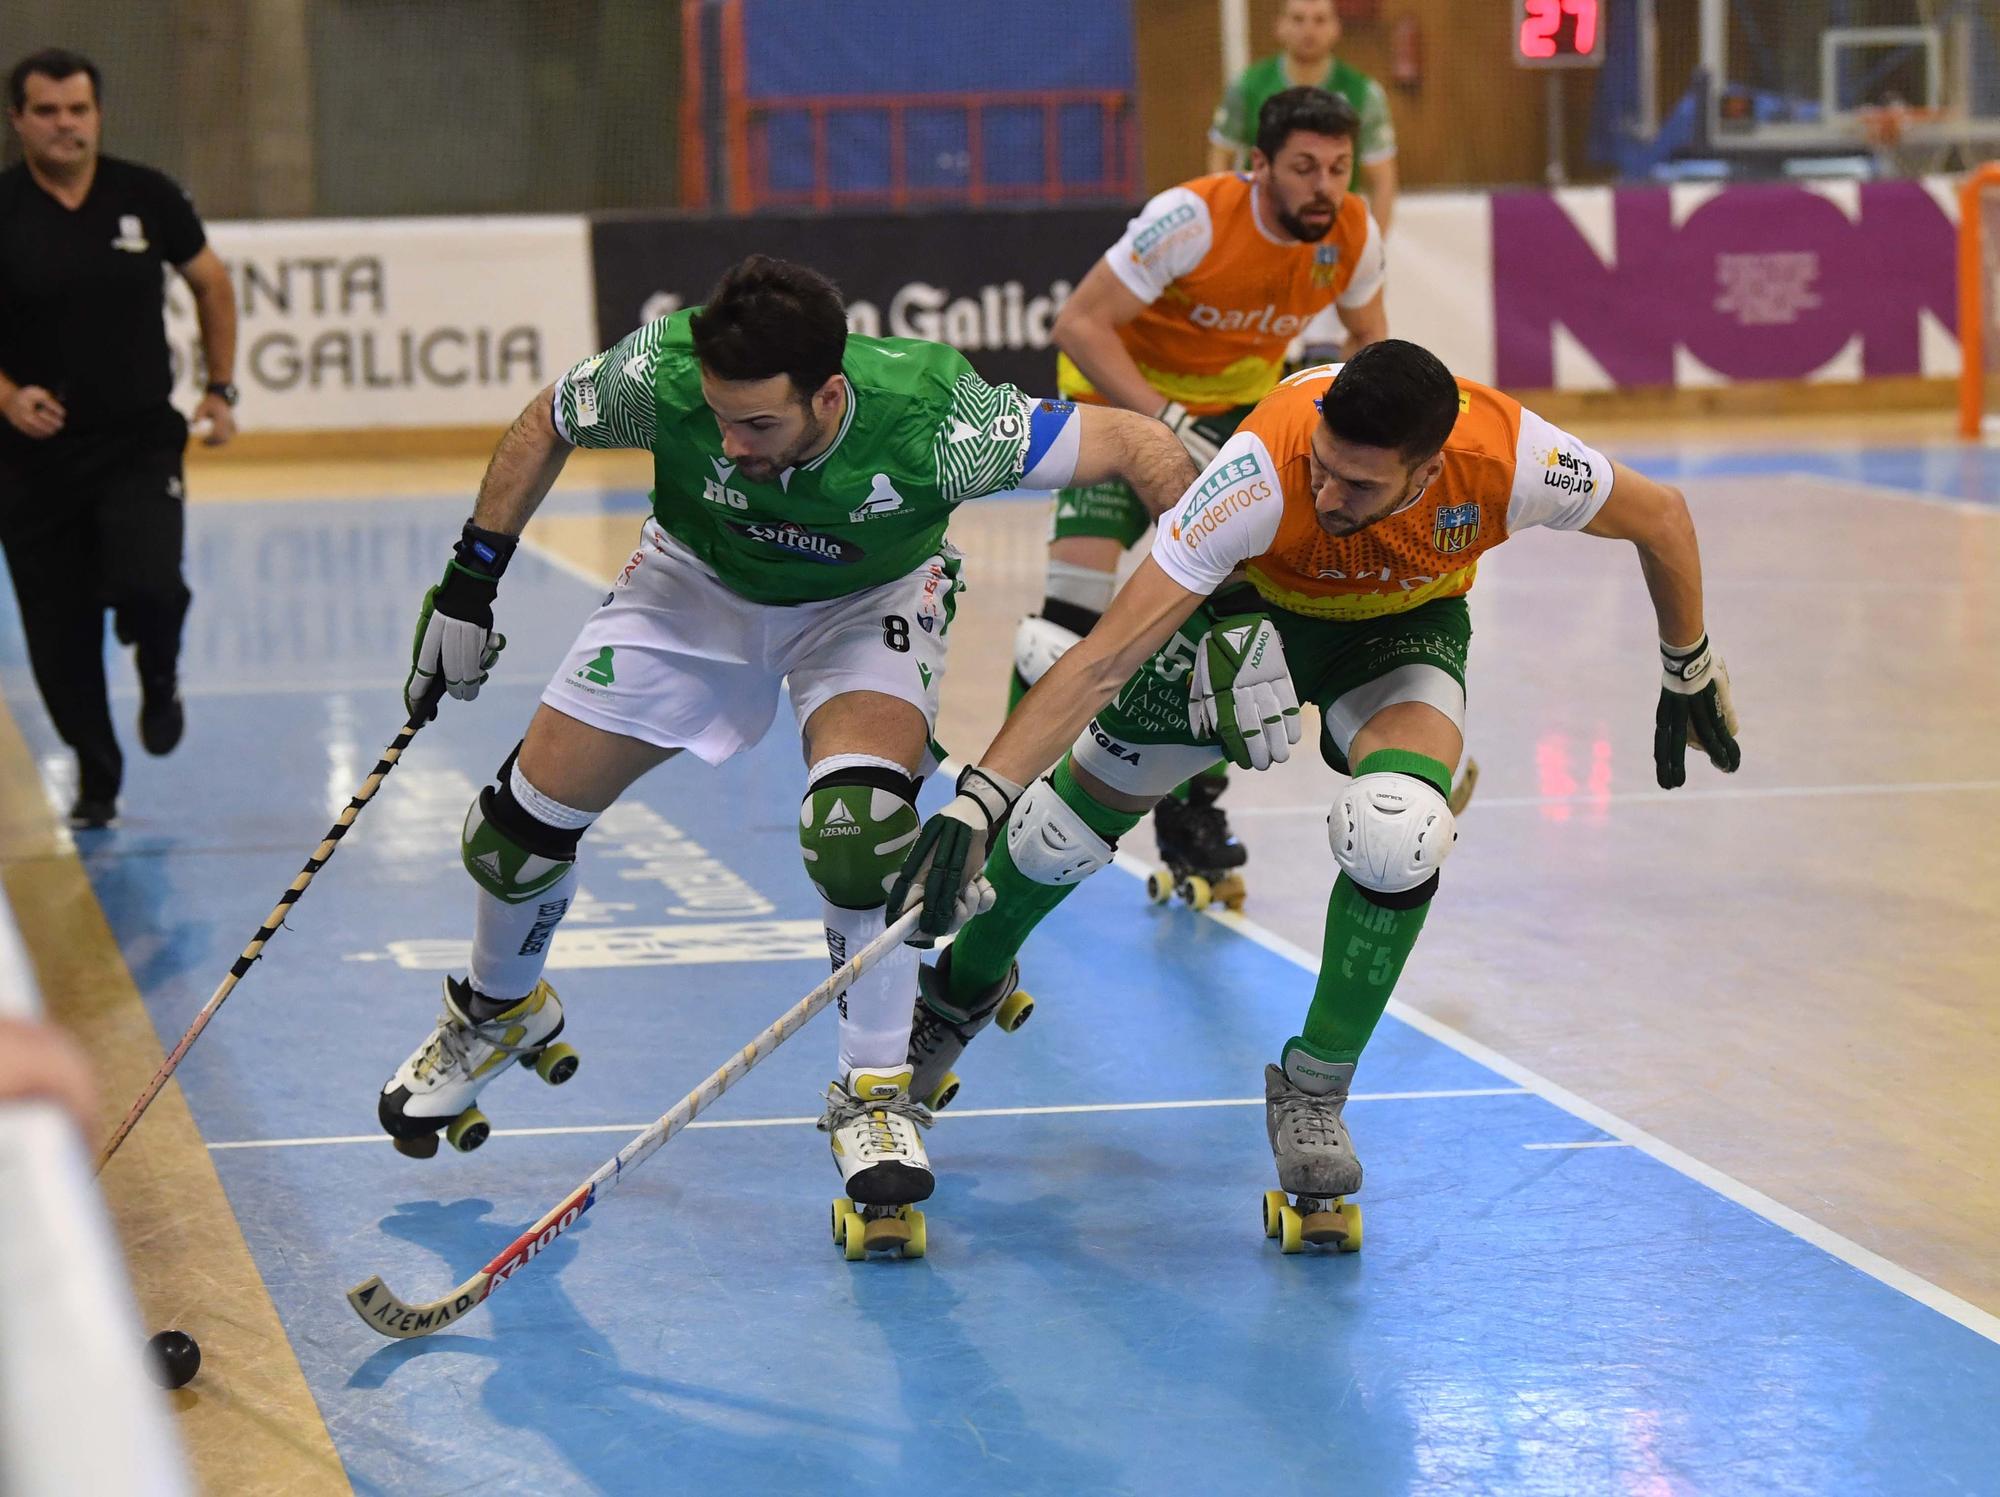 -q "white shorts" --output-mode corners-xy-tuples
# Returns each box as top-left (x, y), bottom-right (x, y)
(542, 520), (959, 765)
